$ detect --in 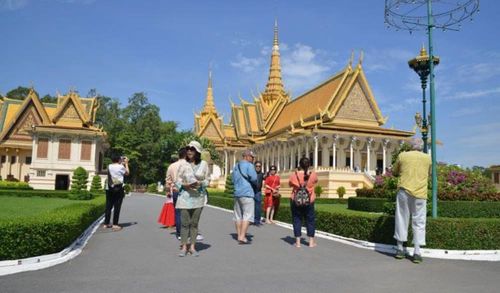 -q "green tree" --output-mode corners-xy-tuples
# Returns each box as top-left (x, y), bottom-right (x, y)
(225, 174), (234, 194)
(71, 167), (89, 193)
(90, 175), (102, 192)
(41, 94), (57, 103)
(6, 86), (33, 100)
